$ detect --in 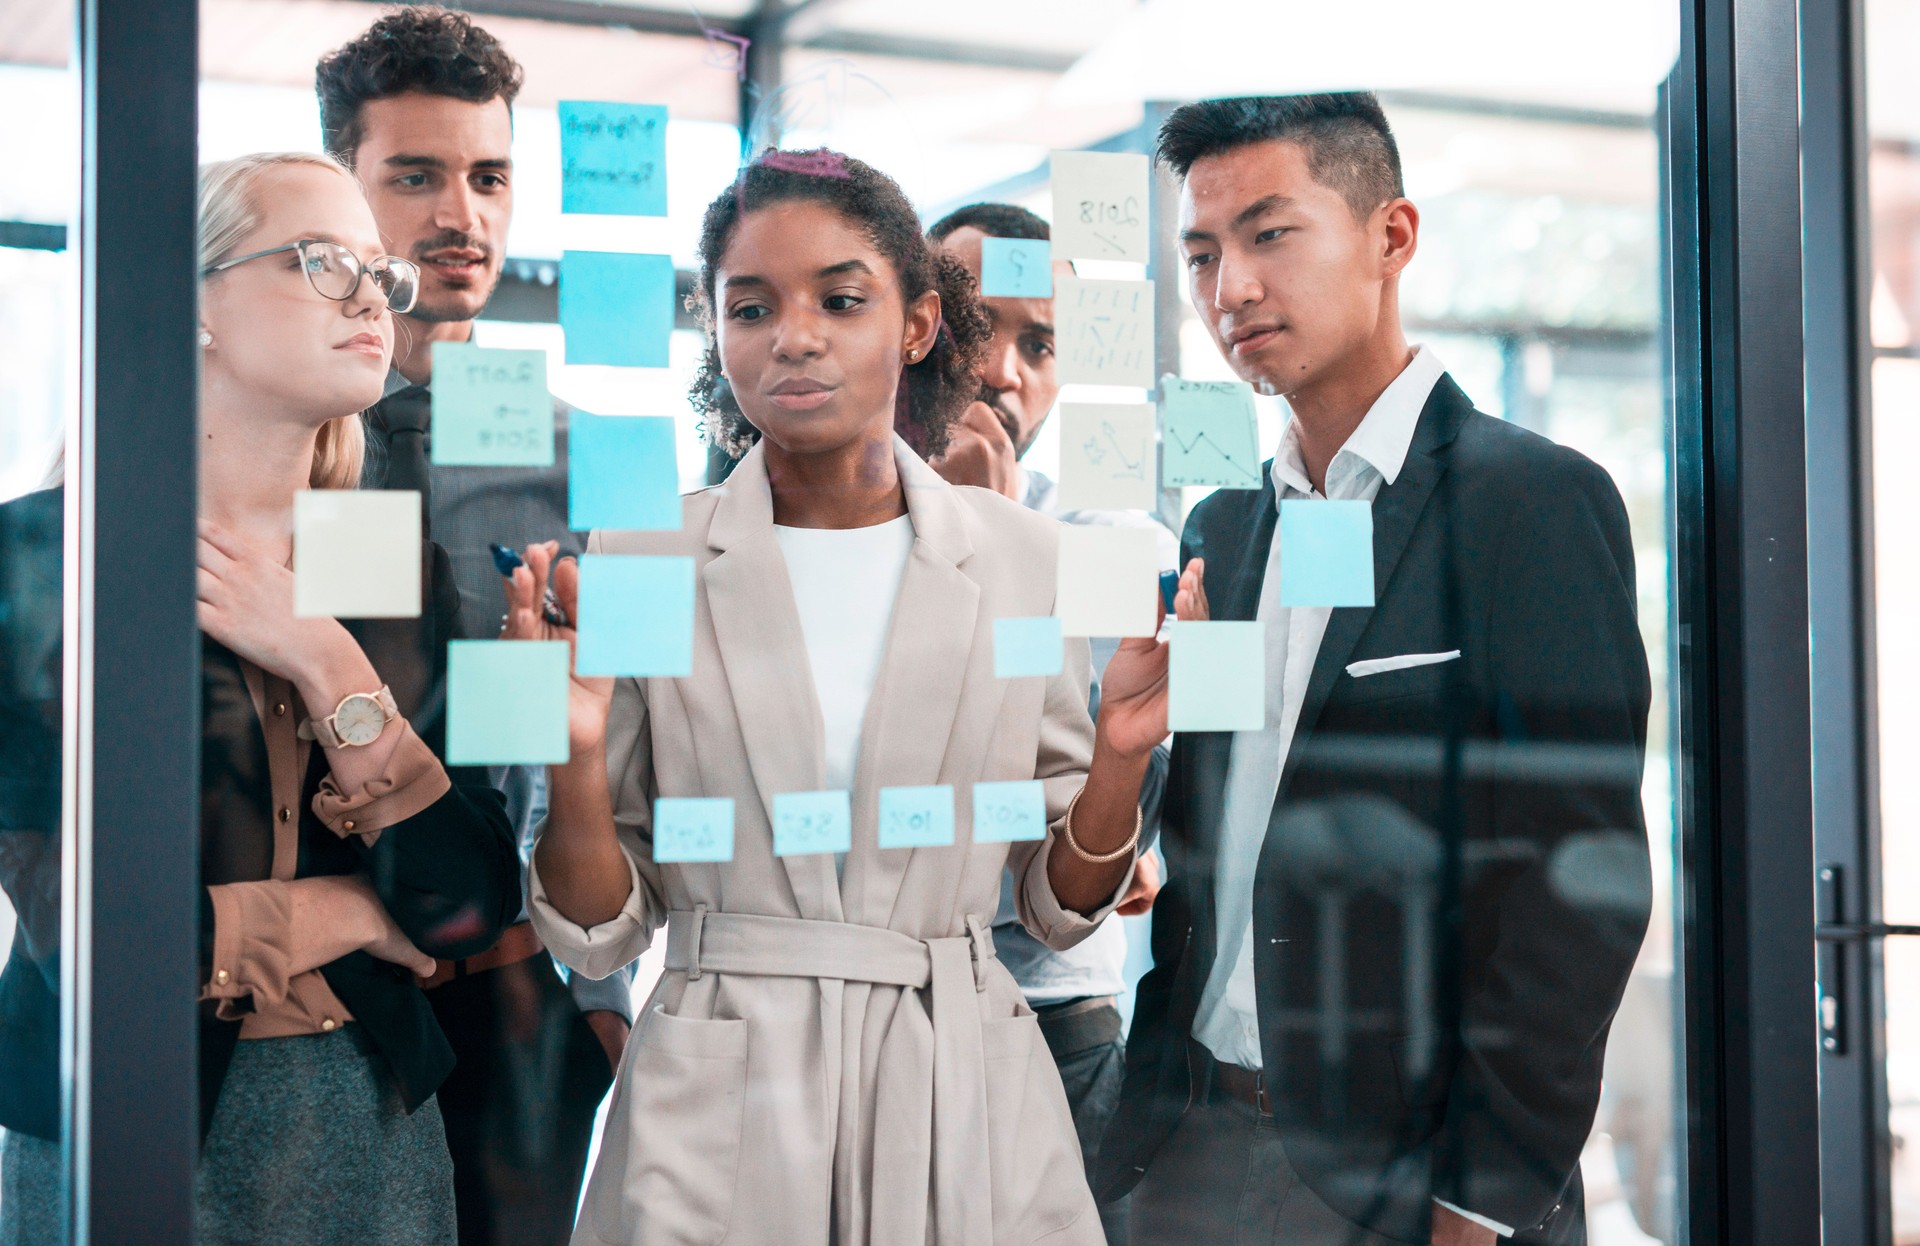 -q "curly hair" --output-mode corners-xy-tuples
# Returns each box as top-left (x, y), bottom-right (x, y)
(689, 148), (990, 461)
(315, 7), (525, 164)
